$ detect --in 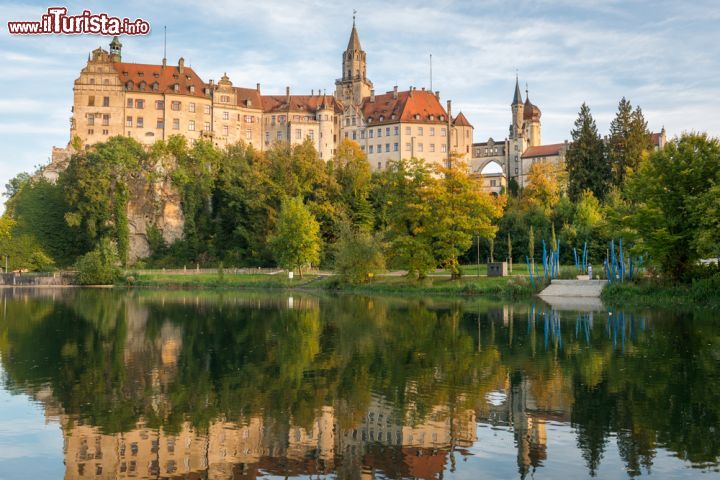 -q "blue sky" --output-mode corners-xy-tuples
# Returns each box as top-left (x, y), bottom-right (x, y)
(1, 0), (718, 192)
